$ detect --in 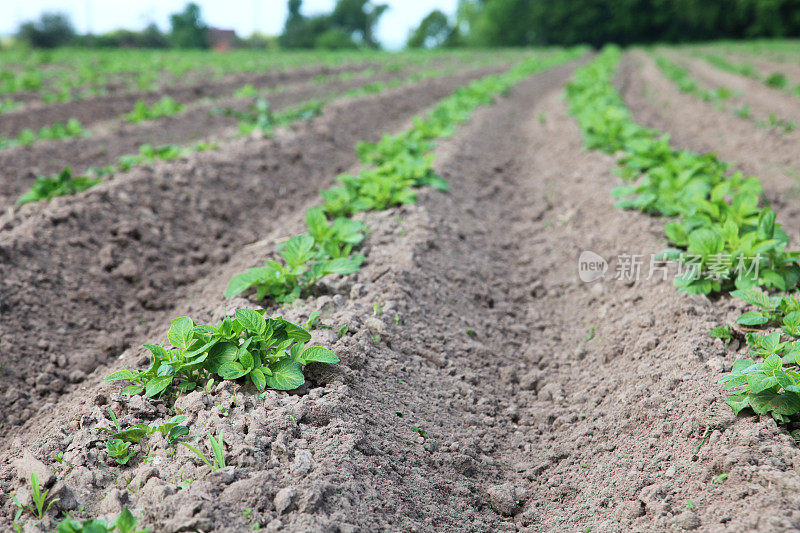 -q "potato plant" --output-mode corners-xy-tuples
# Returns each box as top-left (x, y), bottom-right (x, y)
(17, 167), (100, 205)
(107, 309), (339, 396)
(124, 96), (185, 123)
